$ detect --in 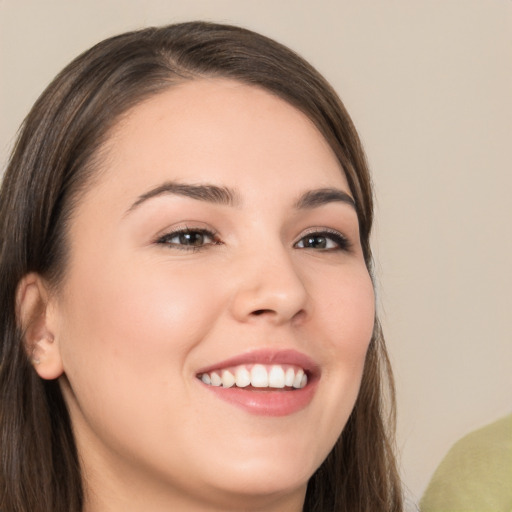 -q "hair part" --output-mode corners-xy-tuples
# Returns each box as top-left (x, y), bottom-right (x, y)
(0, 21), (402, 511)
